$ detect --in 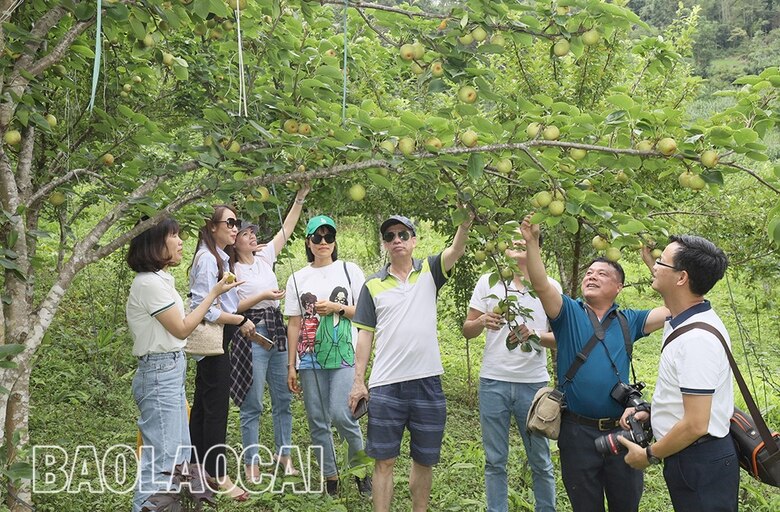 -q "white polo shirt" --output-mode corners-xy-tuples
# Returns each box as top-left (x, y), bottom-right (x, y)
(126, 270), (186, 357)
(651, 302), (733, 439)
(353, 253), (449, 388)
(469, 274), (561, 383)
